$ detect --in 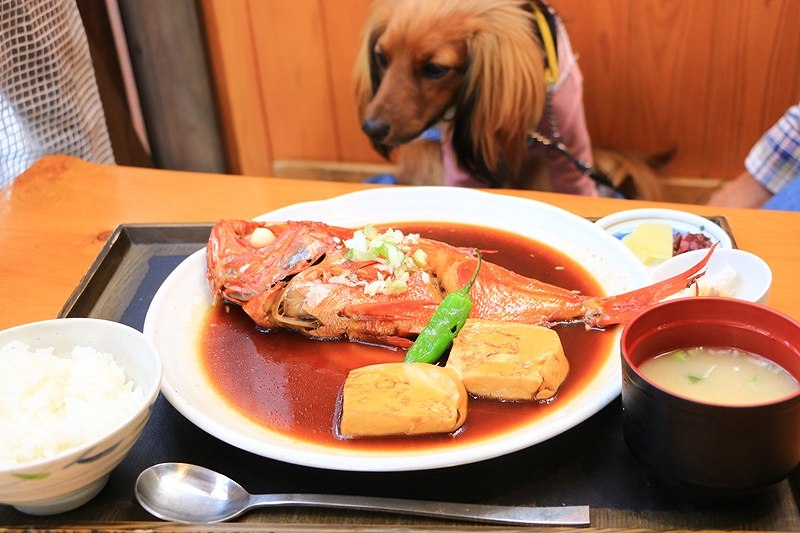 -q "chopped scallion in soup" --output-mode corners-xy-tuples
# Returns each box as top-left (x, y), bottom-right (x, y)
(638, 347), (800, 406)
